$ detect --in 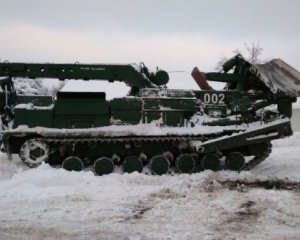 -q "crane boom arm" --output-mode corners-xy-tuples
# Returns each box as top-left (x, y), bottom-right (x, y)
(0, 62), (169, 89)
